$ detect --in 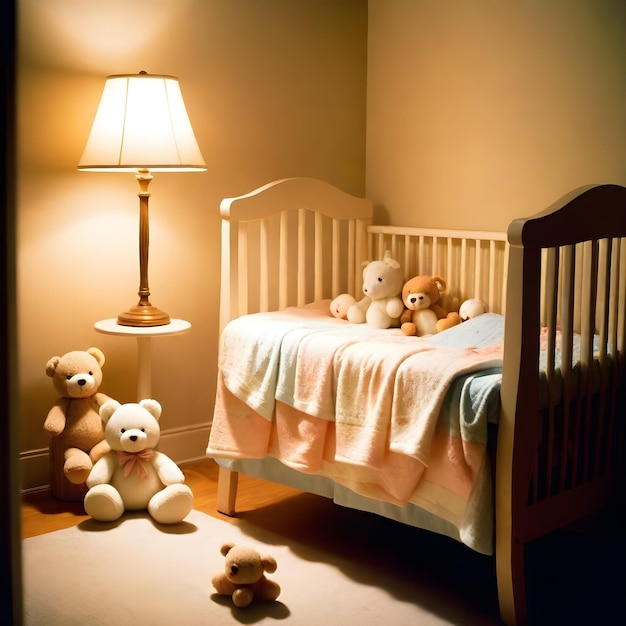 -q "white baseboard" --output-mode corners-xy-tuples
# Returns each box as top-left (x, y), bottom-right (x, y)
(20, 423), (212, 493)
